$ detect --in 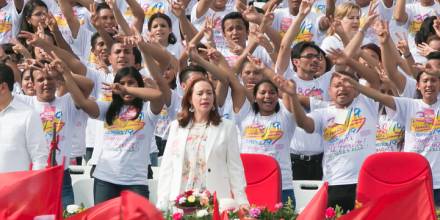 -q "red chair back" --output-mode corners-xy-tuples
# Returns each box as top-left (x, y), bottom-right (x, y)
(356, 152), (436, 218)
(240, 154), (281, 210)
